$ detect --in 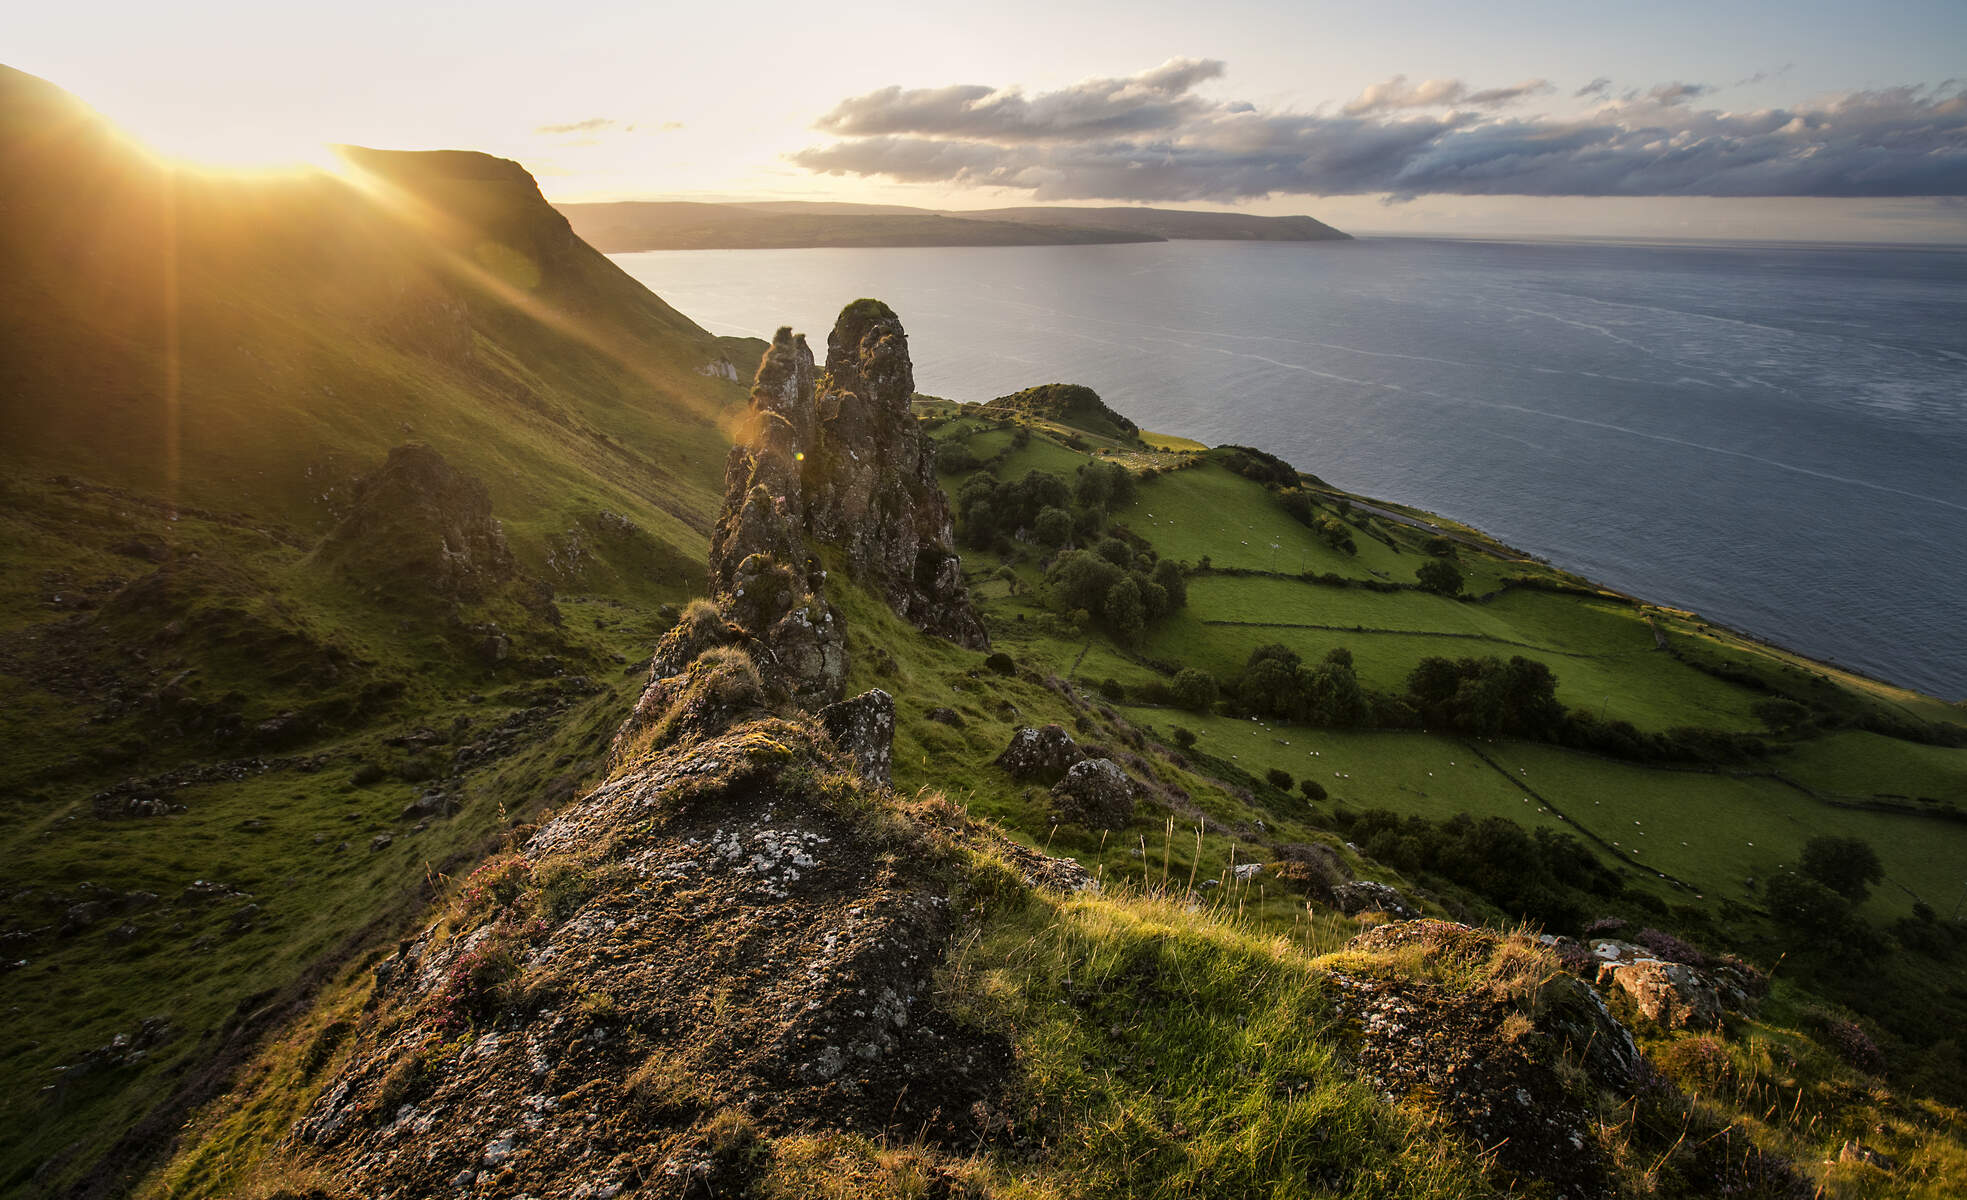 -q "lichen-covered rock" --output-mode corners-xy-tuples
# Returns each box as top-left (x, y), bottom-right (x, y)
(1327, 920), (1641, 1198)
(994, 724), (1085, 784)
(1331, 879), (1417, 918)
(820, 689), (895, 787)
(710, 306), (987, 650)
(1594, 954), (1723, 1031)
(1050, 758), (1135, 829)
